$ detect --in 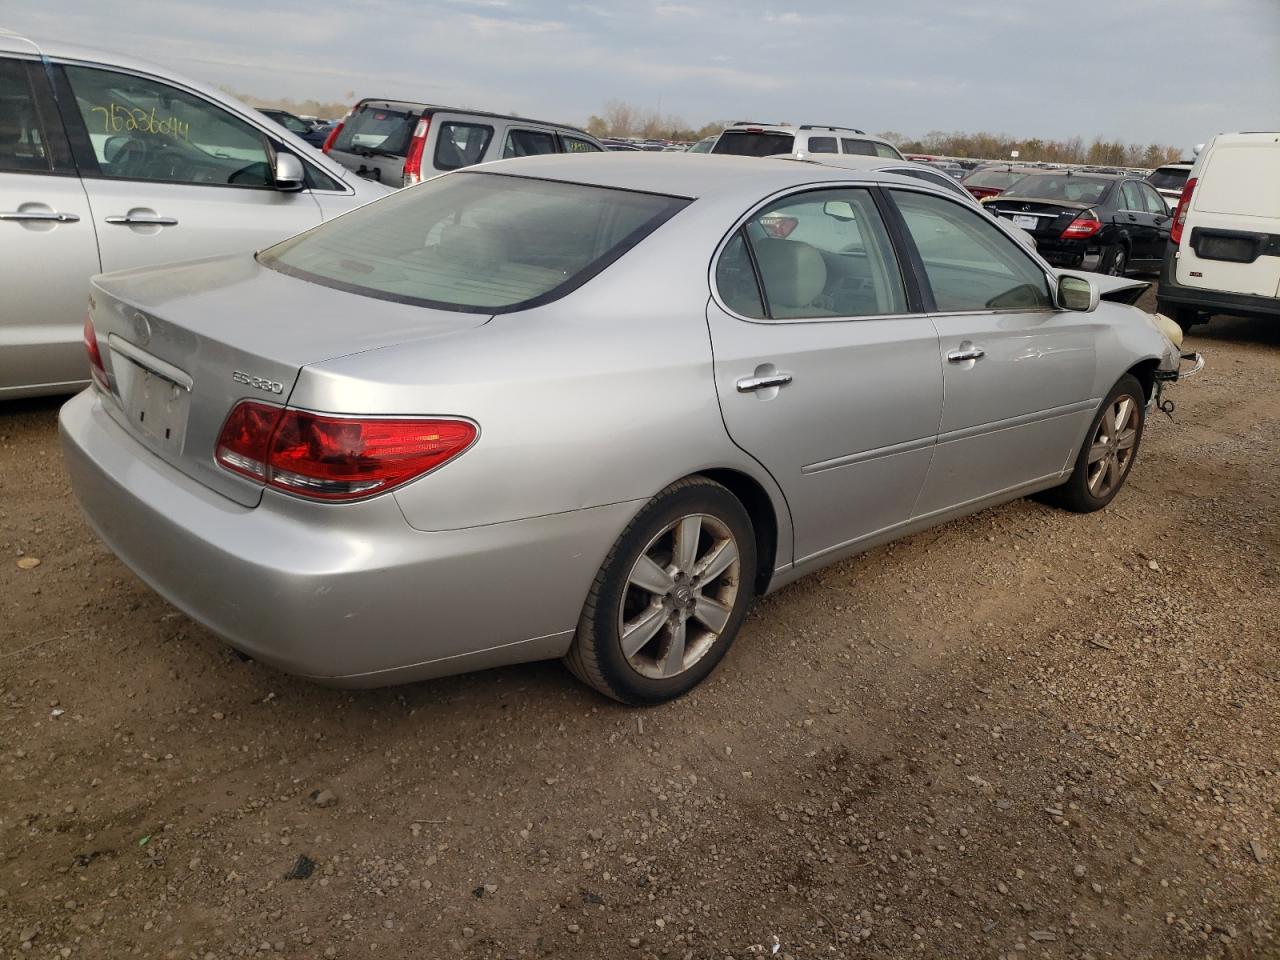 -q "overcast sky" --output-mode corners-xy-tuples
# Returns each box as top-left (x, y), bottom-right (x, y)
(5, 0), (1278, 148)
